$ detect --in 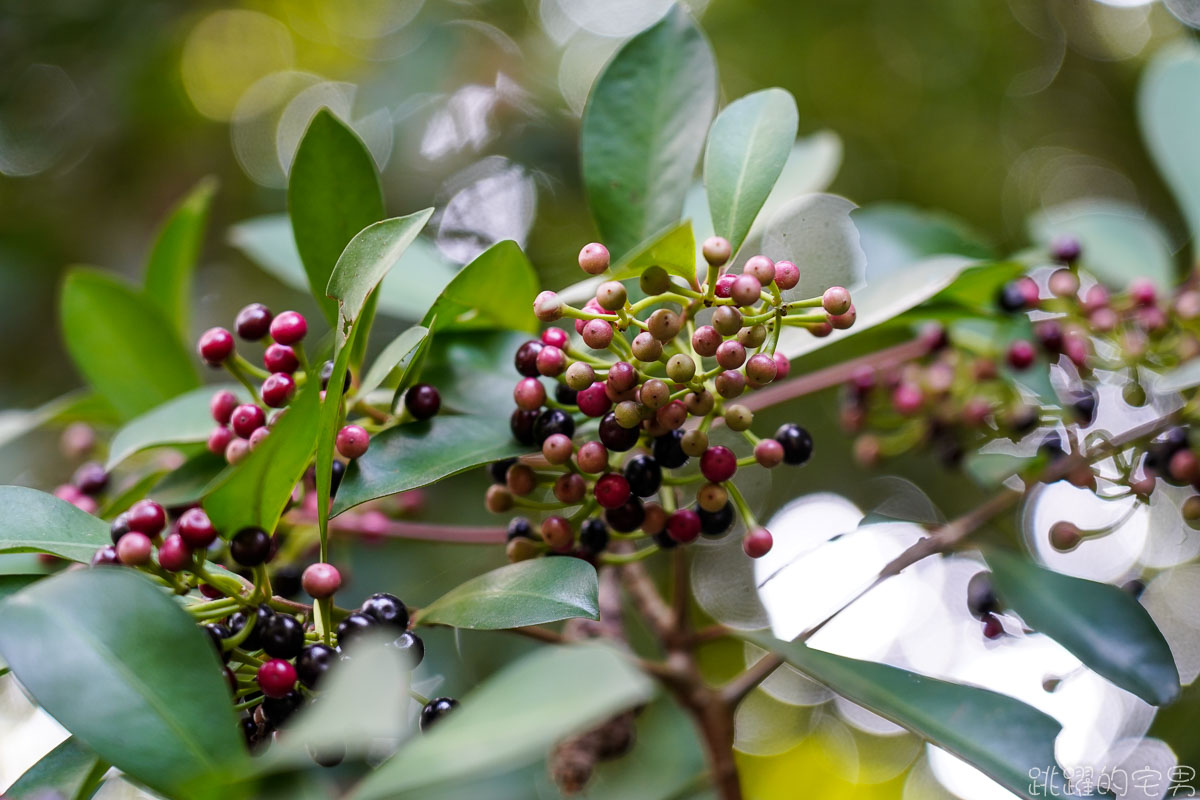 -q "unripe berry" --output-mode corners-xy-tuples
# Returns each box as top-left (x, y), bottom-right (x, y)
(685, 389), (715, 417)
(667, 509), (701, 544)
(715, 370), (746, 399)
(698, 483), (728, 513)
(235, 303), (273, 340)
(1049, 521), (1082, 552)
(774, 261), (799, 291)
(745, 353), (778, 385)
(576, 441), (608, 473)
(1006, 340), (1036, 371)
(1081, 284), (1109, 313)
(1017, 276), (1040, 307)
(714, 274), (736, 298)
(578, 243), (610, 275)
(822, 286), (852, 315)
(566, 362), (596, 390)
(1048, 269), (1079, 298)
(773, 352), (791, 380)
(692, 325), (721, 357)
(628, 332), (660, 362)
(640, 265), (671, 295)
(336, 425), (370, 459)
(1176, 291), (1200, 320)
(231, 403), (266, 438)
(536, 346), (566, 377)
(731, 274), (762, 307)
(302, 563), (341, 598)
(542, 433), (573, 464)
(607, 361), (638, 393)
(743, 528), (773, 558)
(615, 401), (642, 429)
(737, 324), (767, 348)
(116, 532), (153, 566)
(829, 305), (856, 330)
(744, 255), (776, 286)
(640, 379), (670, 410)
(724, 404), (753, 431)
(261, 373), (295, 408)
(577, 382), (613, 417)
(248, 425), (269, 450)
(1169, 449), (1200, 485)
(534, 291), (564, 322)
(506, 463), (536, 496)
(892, 382), (923, 415)
(807, 321), (833, 338)
(656, 400), (687, 430)
(1090, 307), (1118, 332)
(515, 377), (548, 411)
(666, 354), (697, 383)
(225, 438), (249, 464)
(178, 508), (218, 548)
(712, 306), (742, 336)
(681, 429), (709, 457)
(715, 340), (746, 370)
(647, 309), (682, 341)
(270, 311), (307, 345)
(211, 390), (238, 424)
(700, 446), (737, 483)
(596, 281), (627, 311)
(198, 328), (235, 366)
(1129, 278), (1157, 307)
(702, 236), (732, 267)
(541, 516), (574, 551)
(485, 484), (513, 512)
(264, 344), (299, 374)
(754, 438), (784, 468)
(582, 319), (614, 349)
